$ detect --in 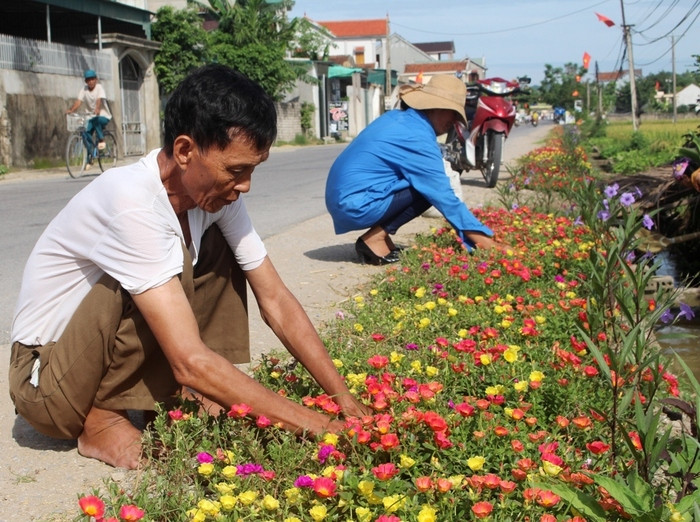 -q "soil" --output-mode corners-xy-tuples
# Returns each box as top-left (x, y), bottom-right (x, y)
(0, 125), (550, 521)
